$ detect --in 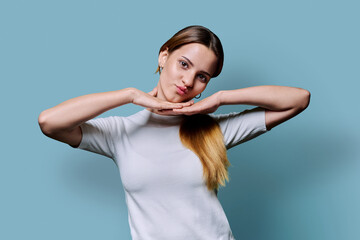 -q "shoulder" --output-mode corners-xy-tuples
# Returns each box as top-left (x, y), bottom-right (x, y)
(209, 107), (268, 149)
